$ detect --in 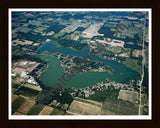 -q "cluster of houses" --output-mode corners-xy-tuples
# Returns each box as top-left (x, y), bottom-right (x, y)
(68, 79), (139, 99)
